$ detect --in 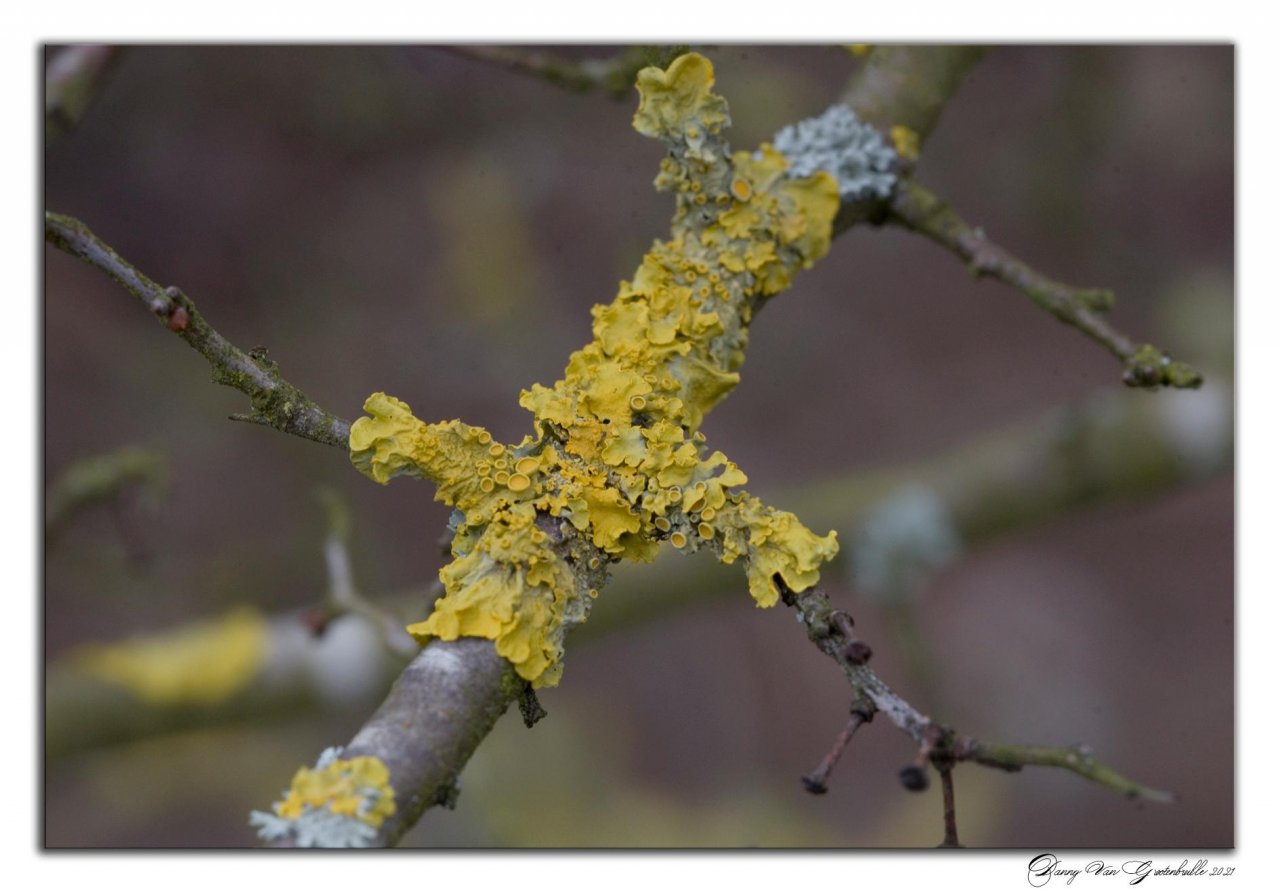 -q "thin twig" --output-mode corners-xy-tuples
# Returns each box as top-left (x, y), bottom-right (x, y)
(781, 585), (1174, 804)
(954, 737), (1176, 803)
(443, 45), (689, 100)
(832, 48), (1202, 390)
(45, 212), (352, 448)
(314, 487), (419, 660)
(939, 767), (960, 847)
(887, 181), (1202, 389)
(802, 697), (874, 794)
